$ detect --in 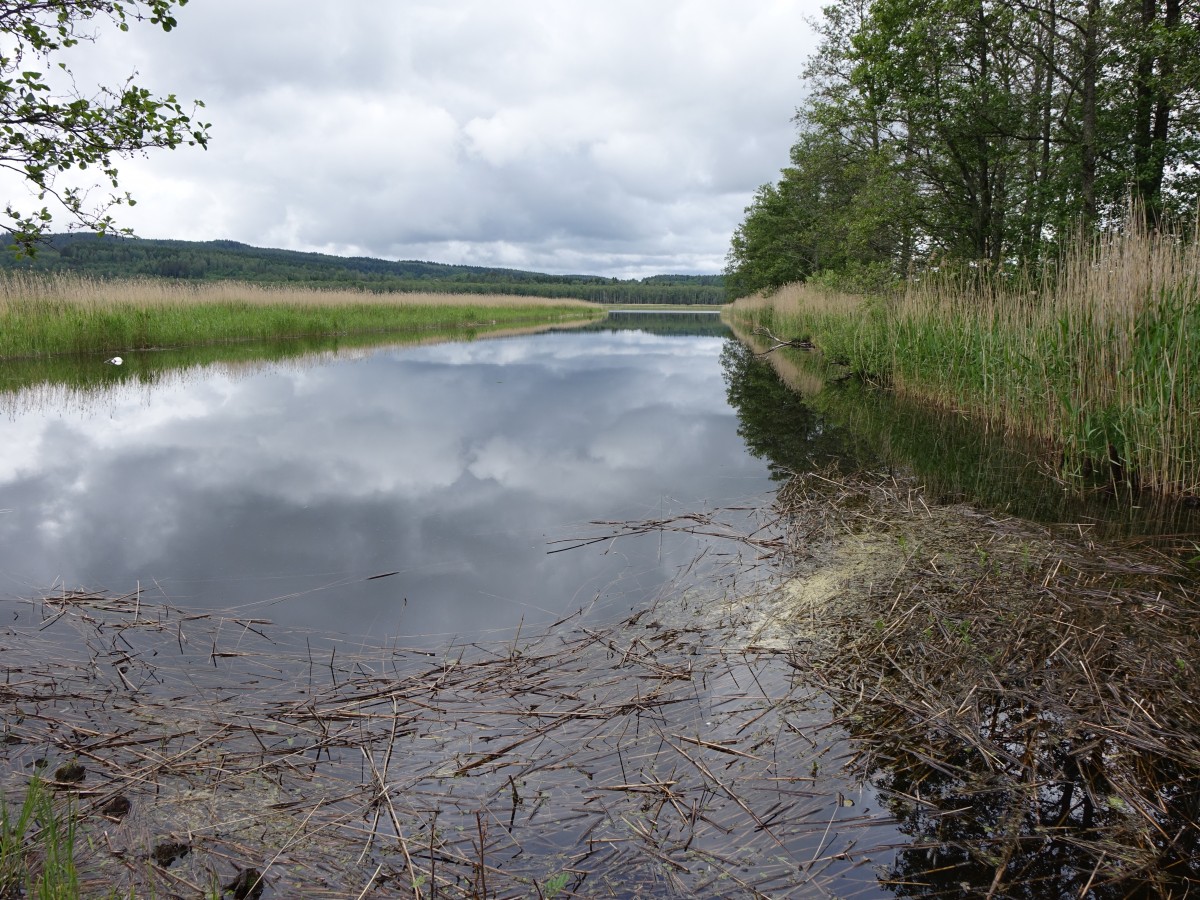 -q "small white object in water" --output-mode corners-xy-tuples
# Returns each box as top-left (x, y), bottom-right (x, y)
(105, 356), (123, 366)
